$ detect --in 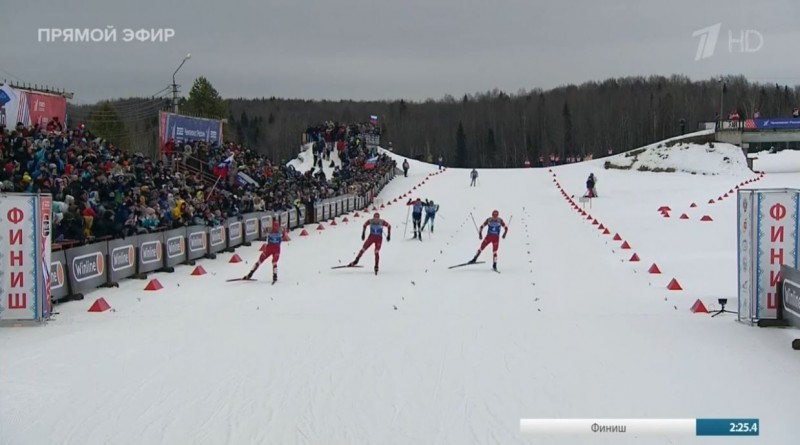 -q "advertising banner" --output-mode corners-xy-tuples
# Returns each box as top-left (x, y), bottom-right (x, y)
(314, 203), (323, 223)
(744, 118), (800, 131)
(322, 201), (330, 220)
(0, 194), (51, 322)
(347, 196), (355, 212)
(65, 241), (108, 296)
(208, 225), (226, 254)
(260, 214), (273, 239)
(780, 265), (800, 329)
(50, 249), (69, 302)
(279, 212), (289, 232)
(163, 228), (187, 268)
(108, 236), (138, 283)
(137, 232), (164, 274)
(289, 209), (298, 228)
(227, 220), (243, 248)
(186, 226), (208, 260)
(26, 91), (68, 128)
(299, 207), (306, 226)
(243, 214), (260, 242)
(159, 111), (223, 146)
(738, 188), (800, 322)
